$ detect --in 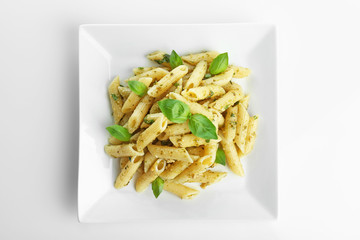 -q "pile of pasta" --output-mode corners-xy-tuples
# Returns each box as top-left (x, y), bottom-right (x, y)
(105, 51), (258, 199)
